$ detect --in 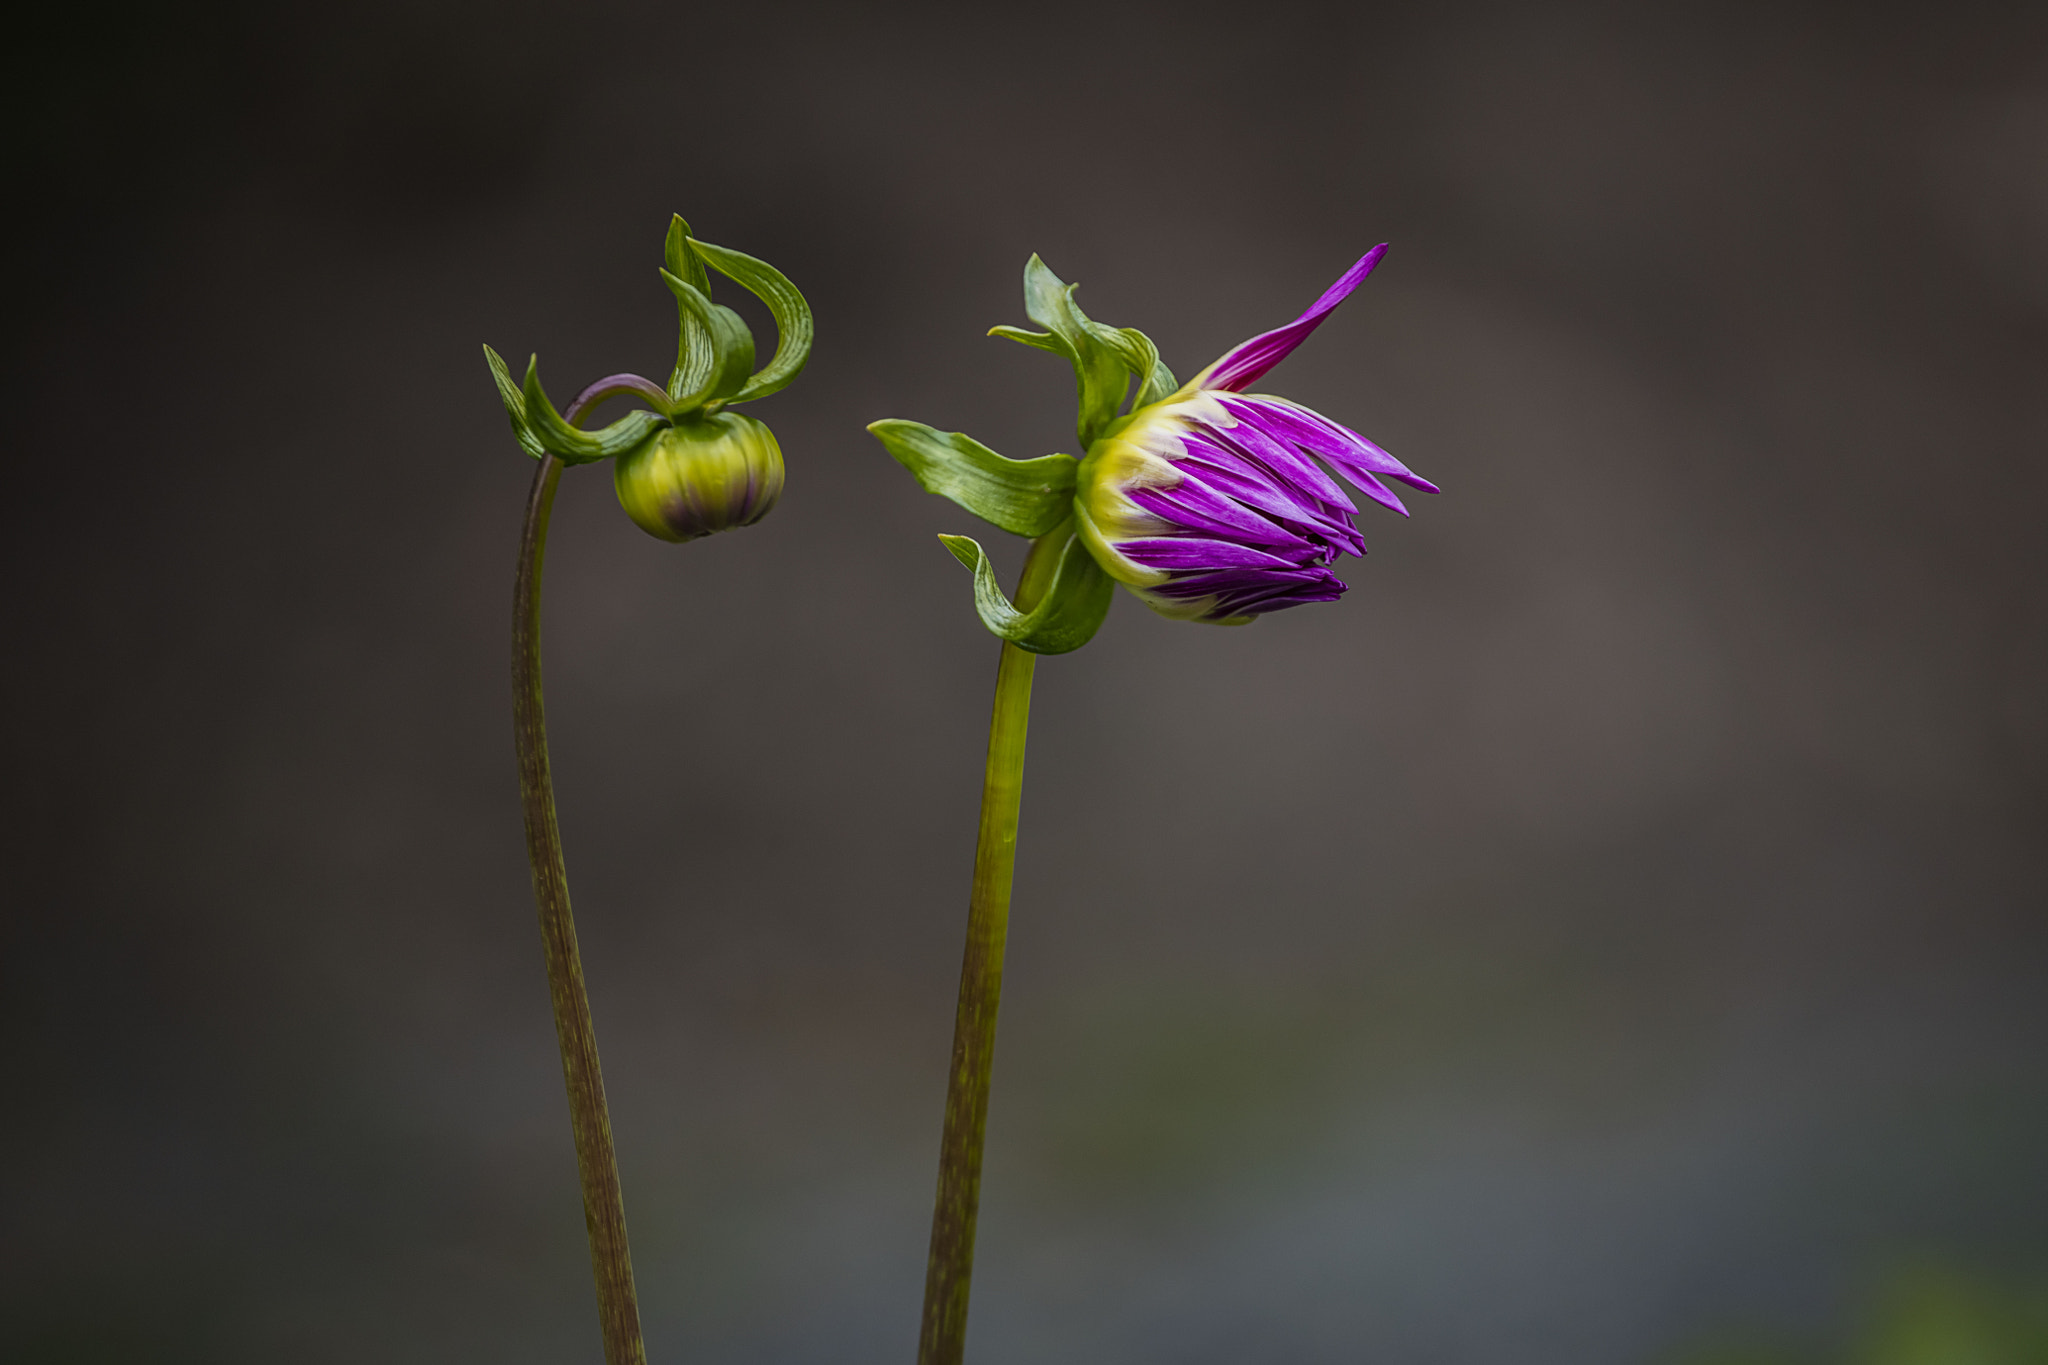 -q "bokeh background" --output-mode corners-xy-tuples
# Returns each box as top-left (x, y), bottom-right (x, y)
(6, 1), (2046, 1361)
